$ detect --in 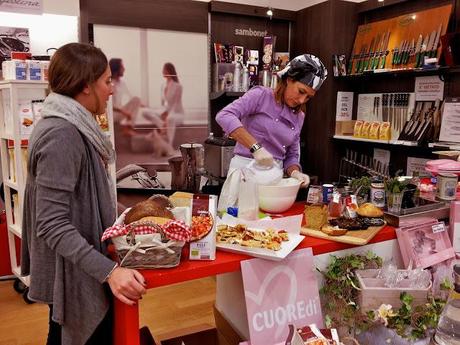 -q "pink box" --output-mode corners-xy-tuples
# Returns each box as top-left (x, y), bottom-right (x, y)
(450, 201), (460, 256)
(396, 219), (455, 268)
